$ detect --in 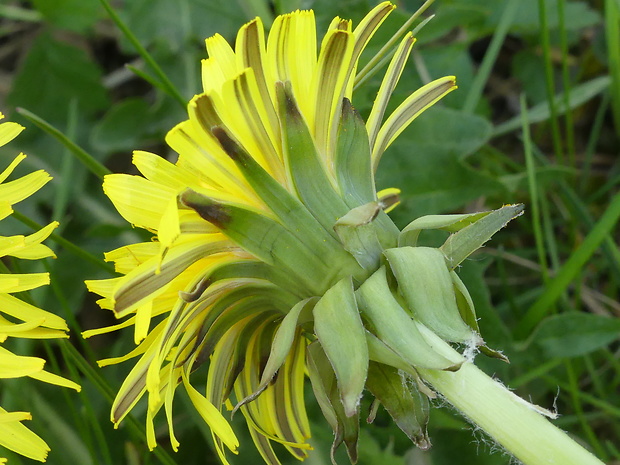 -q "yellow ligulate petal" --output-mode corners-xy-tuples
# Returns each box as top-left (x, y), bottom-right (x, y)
(235, 17), (279, 132)
(0, 327), (67, 340)
(372, 76), (457, 168)
(351, 2), (396, 76)
(201, 58), (228, 95)
(0, 315), (46, 333)
(182, 369), (239, 452)
(164, 367), (181, 451)
(0, 170), (51, 207)
(286, 11), (317, 121)
(96, 318), (163, 367)
(0, 235), (24, 258)
(311, 29), (355, 164)
(82, 315), (136, 341)
(377, 187), (401, 213)
(9, 243), (55, 260)
(0, 201), (12, 221)
(0, 407), (49, 462)
(156, 197), (181, 269)
(366, 33), (416, 149)
(85, 276), (122, 300)
(205, 34), (239, 89)
(104, 173), (176, 231)
(211, 69), (284, 182)
(166, 118), (257, 206)
(132, 150), (202, 191)
(111, 336), (160, 425)
(0, 411), (31, 424)
(0, 272), (49, 294)
(265, 13), (286, 84)
(29, 369), (81, 391)
(7, 222), (58, 260)
(0, 348), (45, 378)
(0, 121), (24, 148)
(134, 299), (153, 344)
(0, 294), (68, 330)
(104, 241), (159, 274)
(0, 153), (26, 184)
